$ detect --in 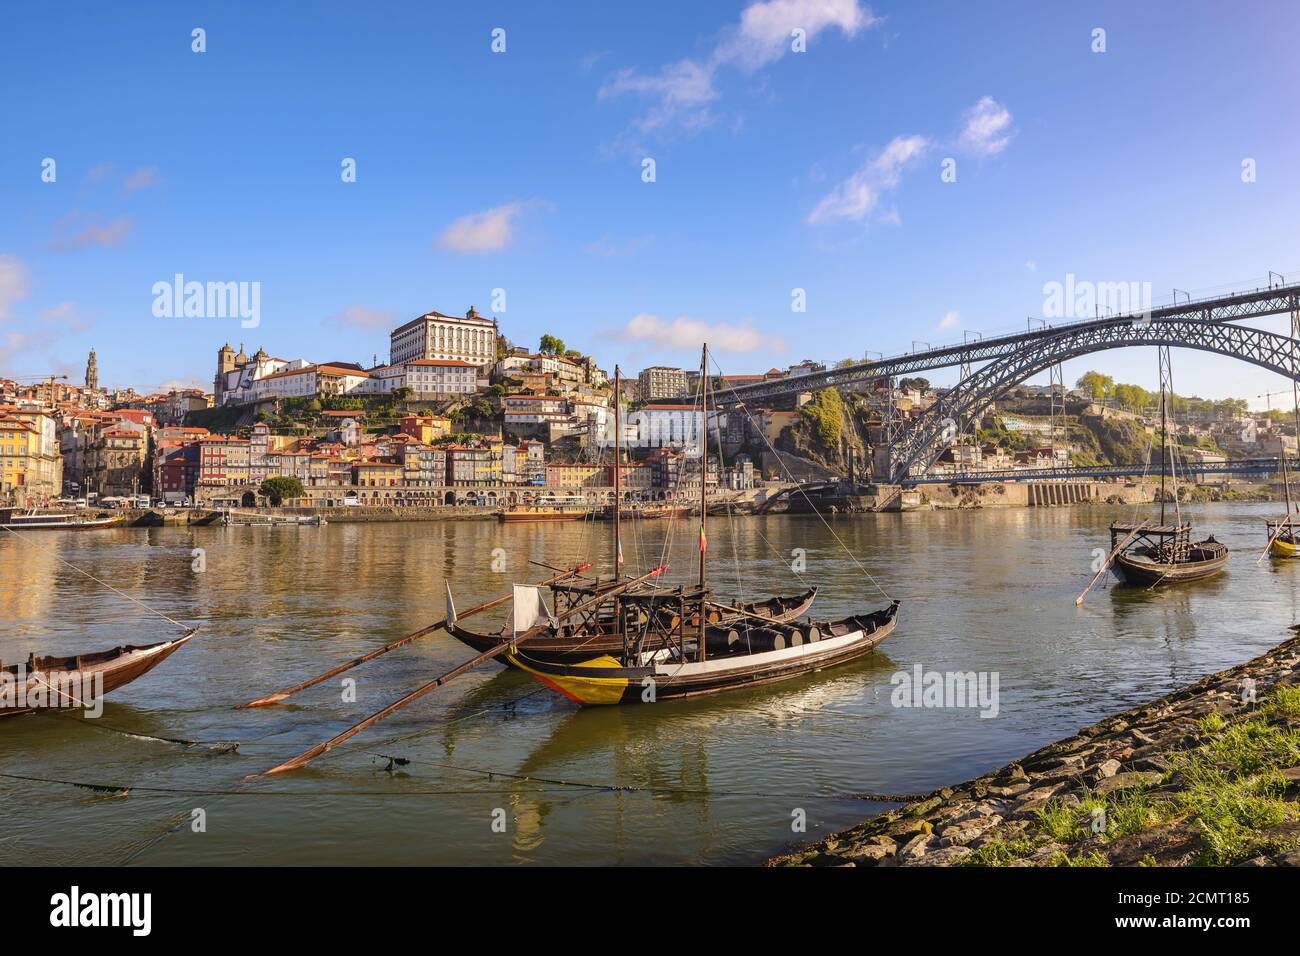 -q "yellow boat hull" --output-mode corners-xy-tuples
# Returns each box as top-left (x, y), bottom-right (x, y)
(1270, 536), (1299, 558)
